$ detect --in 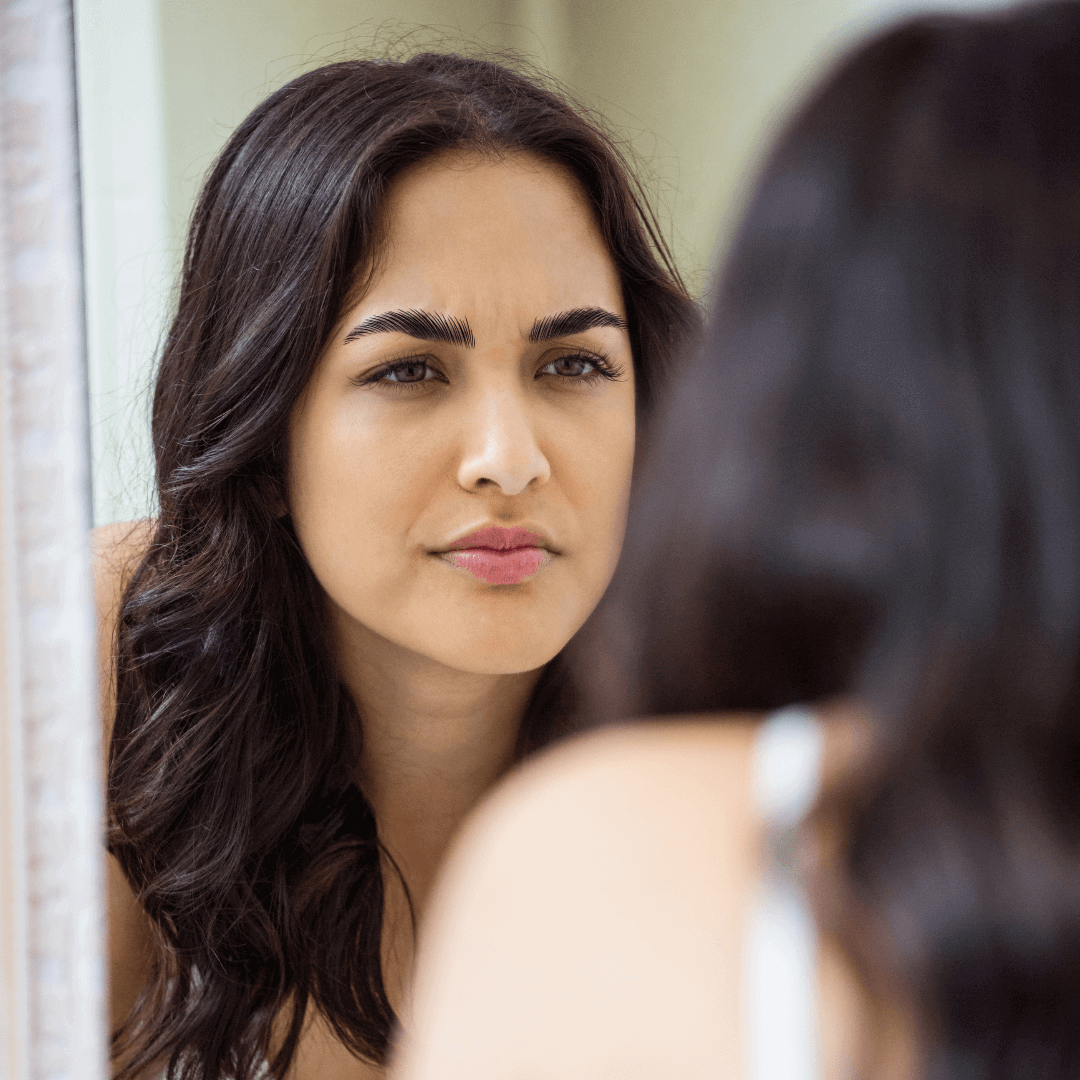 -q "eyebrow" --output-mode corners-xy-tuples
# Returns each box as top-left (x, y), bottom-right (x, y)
(528, 307), (628, 343)
(343, 309), (476, 347)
